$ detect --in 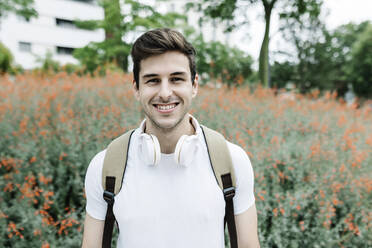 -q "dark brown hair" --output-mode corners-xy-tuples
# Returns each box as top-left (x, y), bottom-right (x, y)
(131, 28), (196, 89)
